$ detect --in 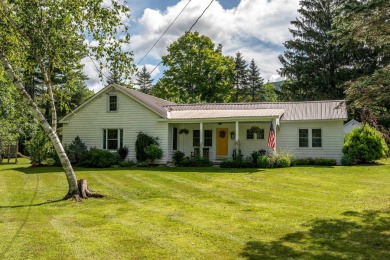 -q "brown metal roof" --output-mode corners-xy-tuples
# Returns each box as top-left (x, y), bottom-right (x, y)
(164, 101), (347, 121)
